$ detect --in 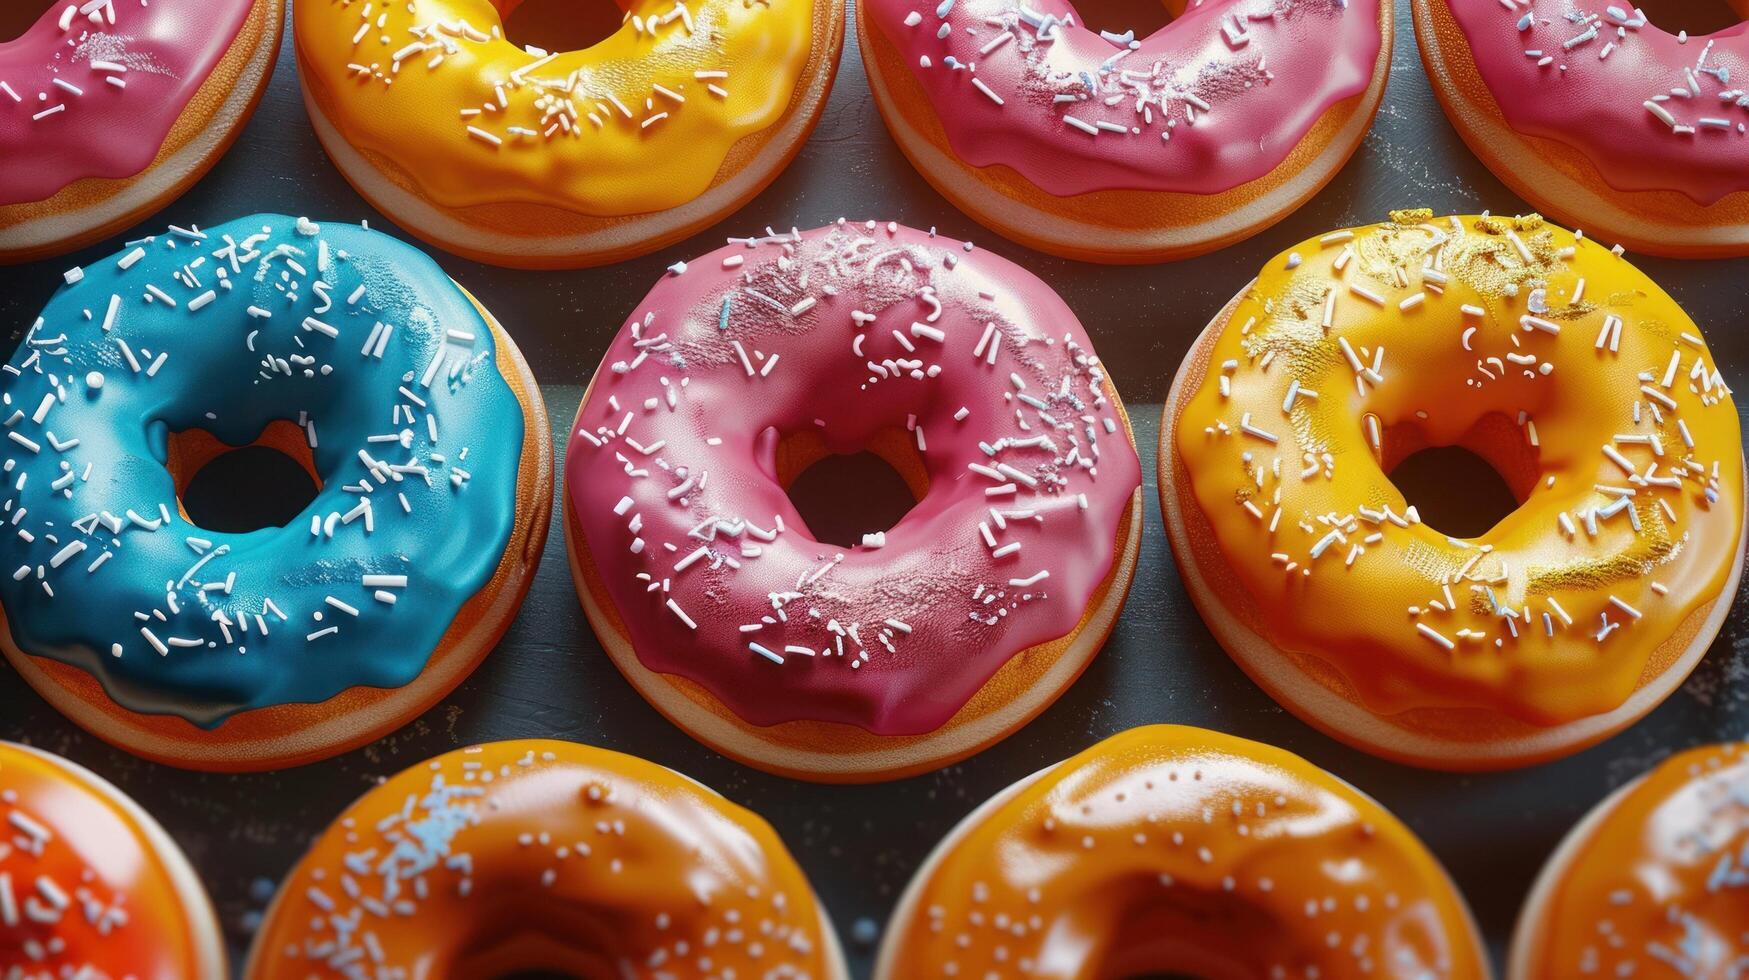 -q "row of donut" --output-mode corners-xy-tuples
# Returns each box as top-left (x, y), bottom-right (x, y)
(2, 210), (1739, 783)
(3, 0), (1748, 266)
(5, 726), (1745, 977)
